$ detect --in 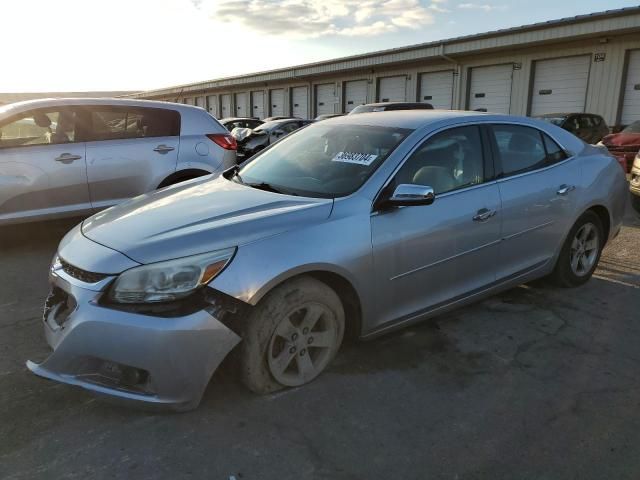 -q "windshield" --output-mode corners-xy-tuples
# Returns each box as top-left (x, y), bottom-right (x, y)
(237, 123), (411, 198)
(622, 121), (640, 134)
(539, 117), (566, 127)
